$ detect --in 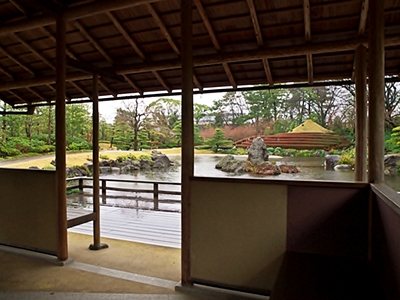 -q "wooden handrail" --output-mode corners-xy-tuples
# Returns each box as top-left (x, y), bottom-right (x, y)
(67, 177), (182, 210)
